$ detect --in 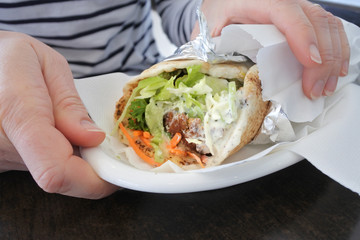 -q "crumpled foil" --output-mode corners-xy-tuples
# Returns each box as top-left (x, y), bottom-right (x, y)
(165, 9), (248, 63)
(165, 9), (294, 143)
